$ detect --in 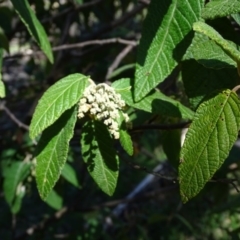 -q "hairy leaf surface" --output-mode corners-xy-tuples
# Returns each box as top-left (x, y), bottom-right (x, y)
(193, 22), (240, 64)
(184, 33), (236, 69)
(179, 89), (240, 203)
(81, 120), (119, 196)
(36, 107), (77, 200)
(202, 0), (240, 20)
(113, 78), (194, 120)
(134, 0), (203, 101)
(11, 0), (53, 63)
(119, 129), (133, 156)
(30, 73), (89, 139)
